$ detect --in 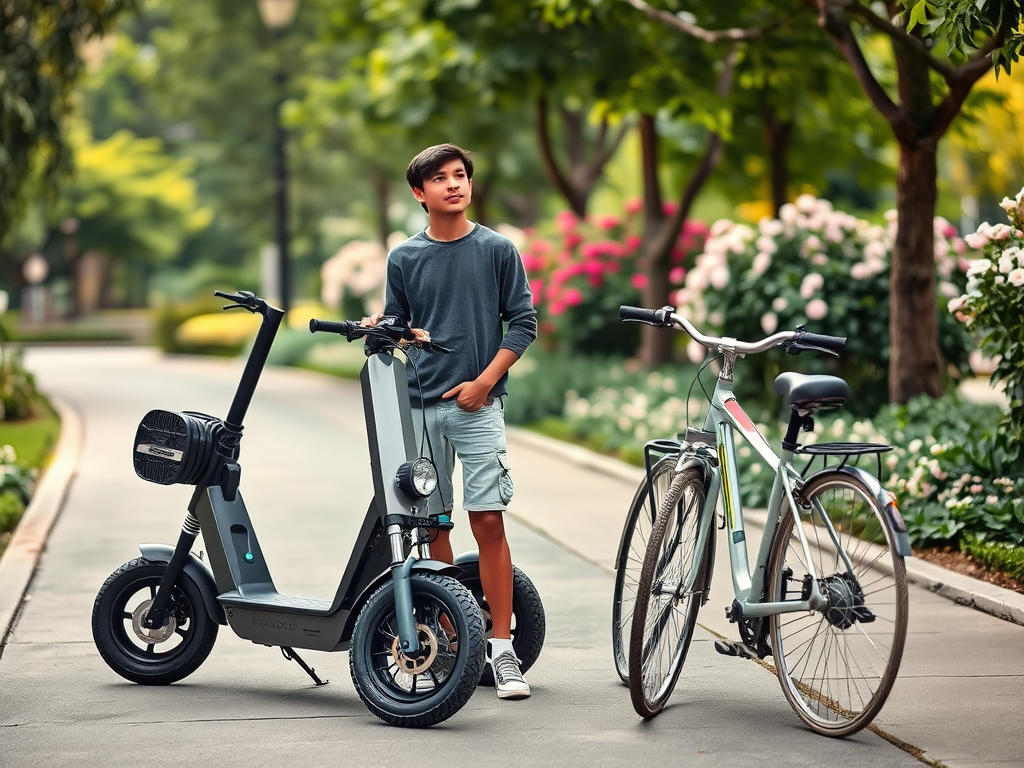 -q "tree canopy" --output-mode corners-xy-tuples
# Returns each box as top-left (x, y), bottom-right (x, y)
(1, 0), (133, 244)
